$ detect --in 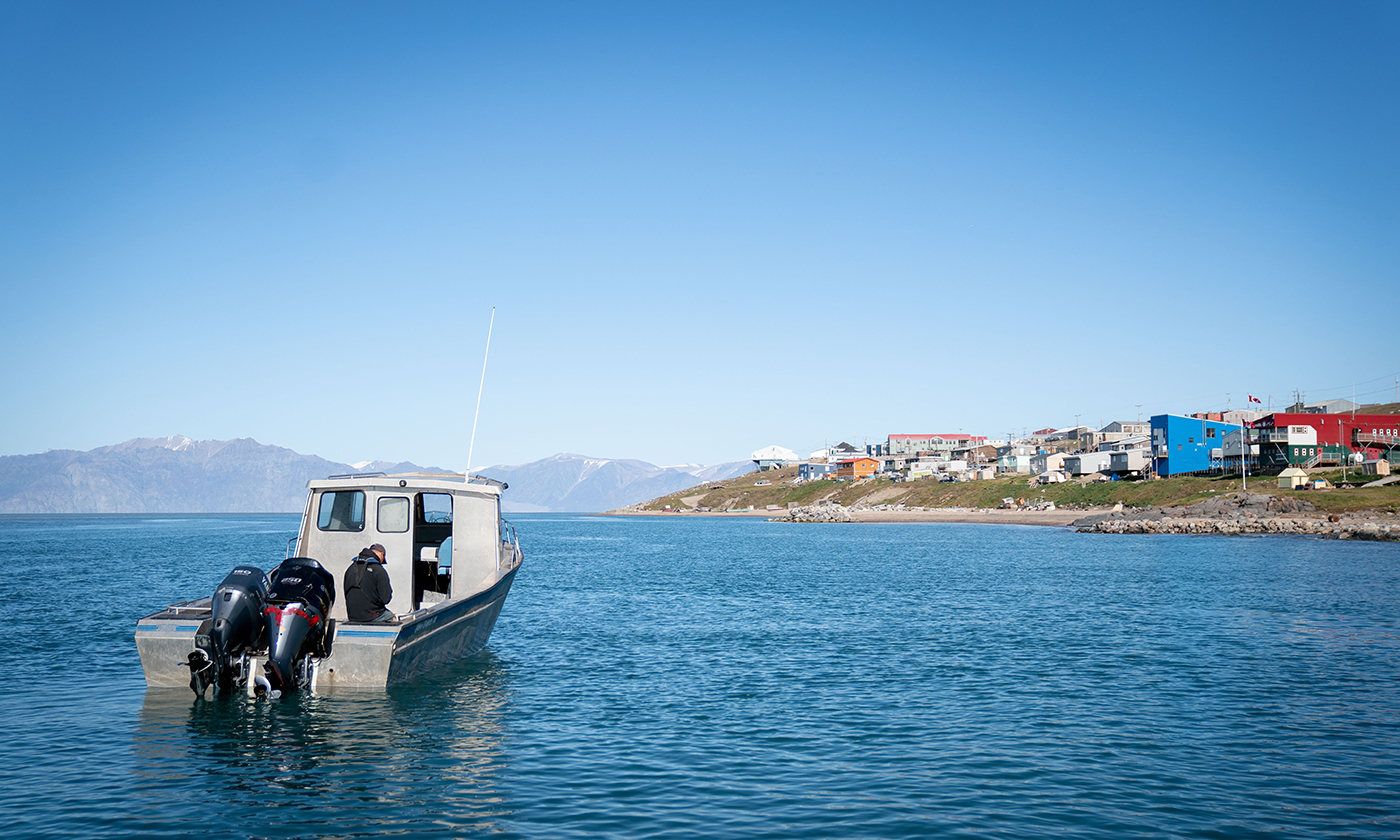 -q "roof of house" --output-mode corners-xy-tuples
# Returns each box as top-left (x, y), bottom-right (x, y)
(751, 445), (798, 460)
